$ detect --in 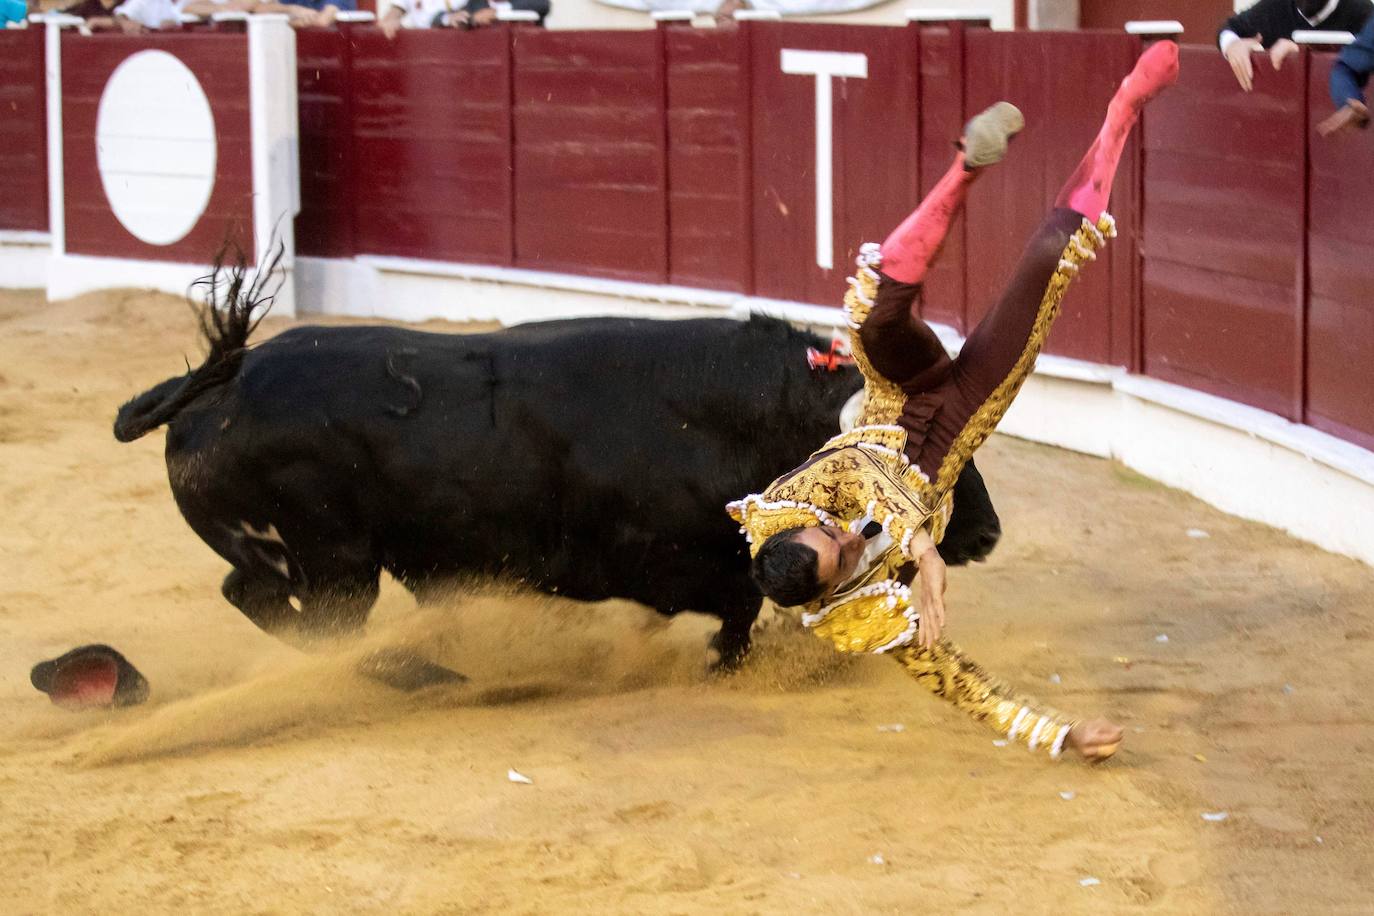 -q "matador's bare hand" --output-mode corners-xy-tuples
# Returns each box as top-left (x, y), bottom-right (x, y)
(917, 549), (947, 650)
